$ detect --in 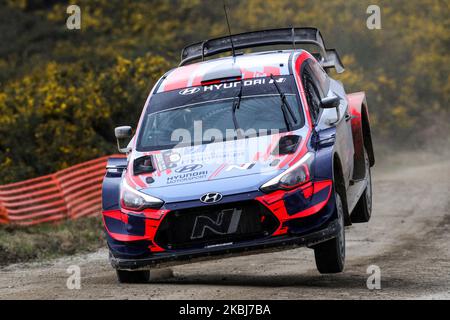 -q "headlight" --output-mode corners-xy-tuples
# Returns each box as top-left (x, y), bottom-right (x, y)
(260, 152), (314, 193)
(120, 179), (164, 211)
